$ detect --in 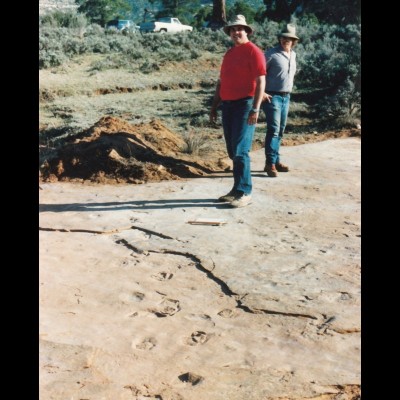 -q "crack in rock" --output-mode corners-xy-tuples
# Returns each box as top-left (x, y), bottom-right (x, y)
(115, 239), (319, 320)
(39, 225), (174, 239)
(40, 224), (321, 321)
